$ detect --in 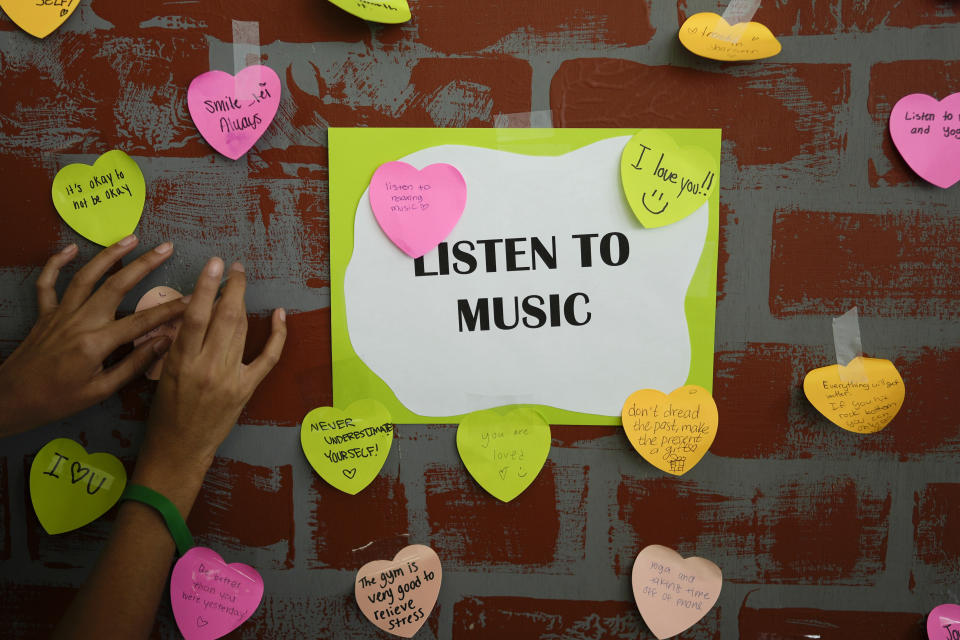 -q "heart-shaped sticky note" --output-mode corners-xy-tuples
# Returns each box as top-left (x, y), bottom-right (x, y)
(620, 131), (718, 229)
(0, 0), (81, 38)
(170, 546), (264, 640)
(679, 12), (781, 62)
(803, 356), (905, 434)
(301, 399), (394, 495)
(29, 438), (126, 534)
(632, 544), (722, 639)
(187, 65), (281, 161)
(456, 408), (551, 502)
(621, 385), (718, 476)
(928, 604), (960, 639)
(133, 286), (183, 380)
(355, 544), (442, 638)
(368, 161), (467, 258)
(889, 92), (960, 189)
(328, 0), (411, 24)
(51, 150), (145, 246)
